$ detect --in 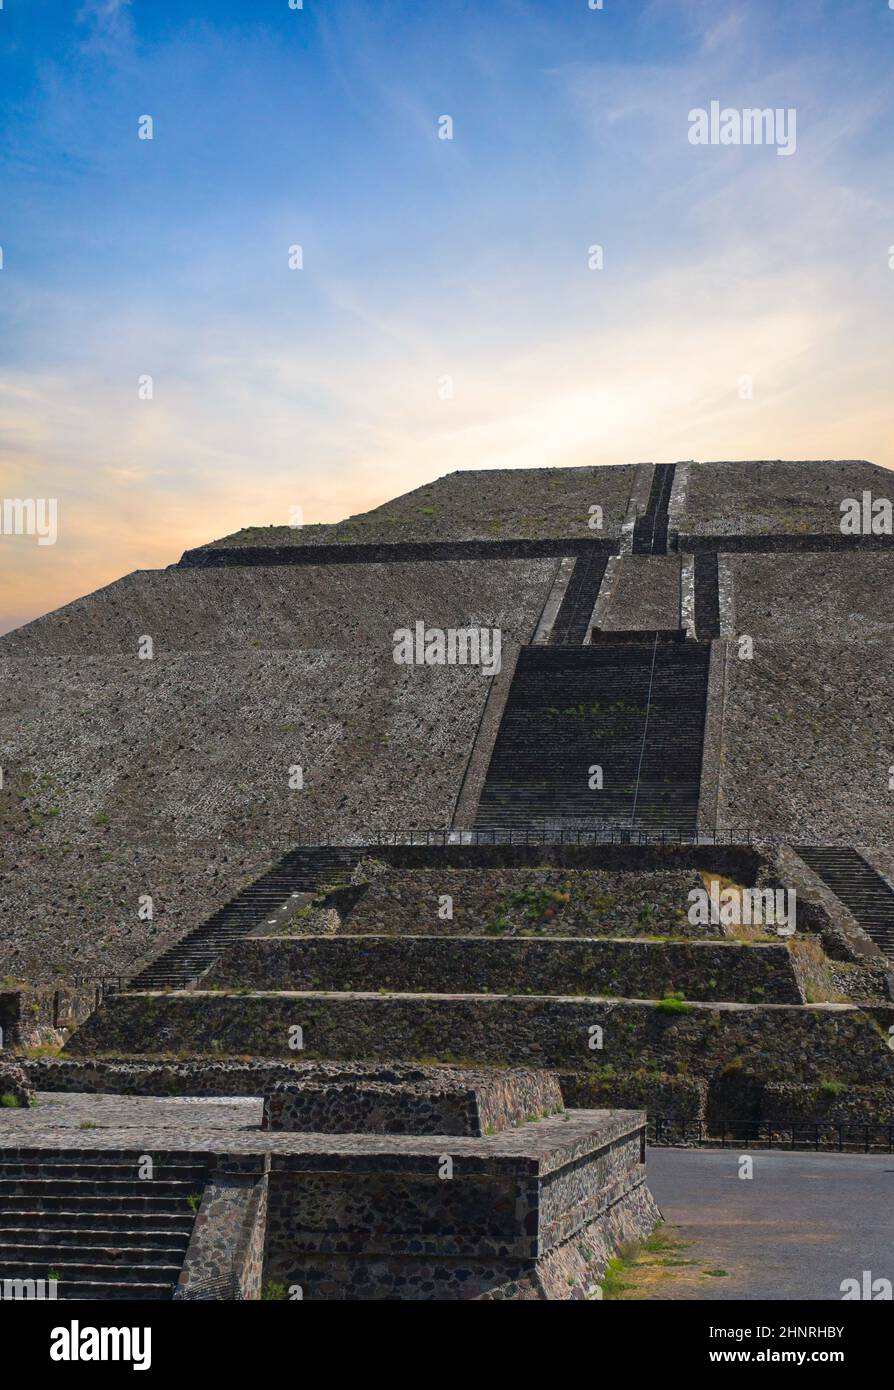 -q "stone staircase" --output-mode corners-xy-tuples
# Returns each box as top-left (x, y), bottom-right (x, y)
(632, 464), (675, 556)
(473, 637), (710, 834)
(693, 554), (720, 639)
(0, 1149), (209, 1299)
(548, 549), (609, 645)
(130, 848), (358, 989)
(798, 848), (894, 957)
